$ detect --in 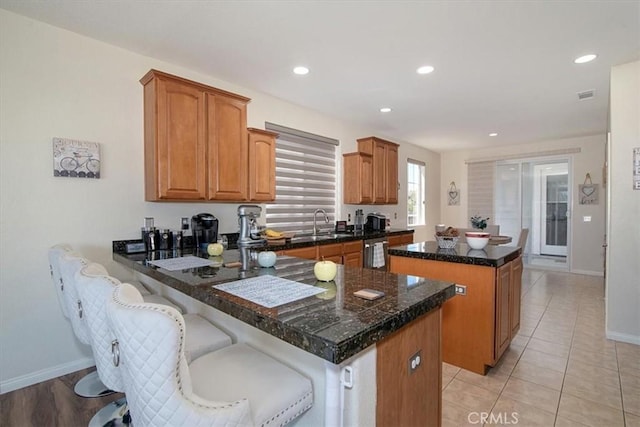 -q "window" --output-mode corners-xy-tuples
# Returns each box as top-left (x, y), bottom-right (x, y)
(407, 159), (426, 226)
(265, 123), (338, 234)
